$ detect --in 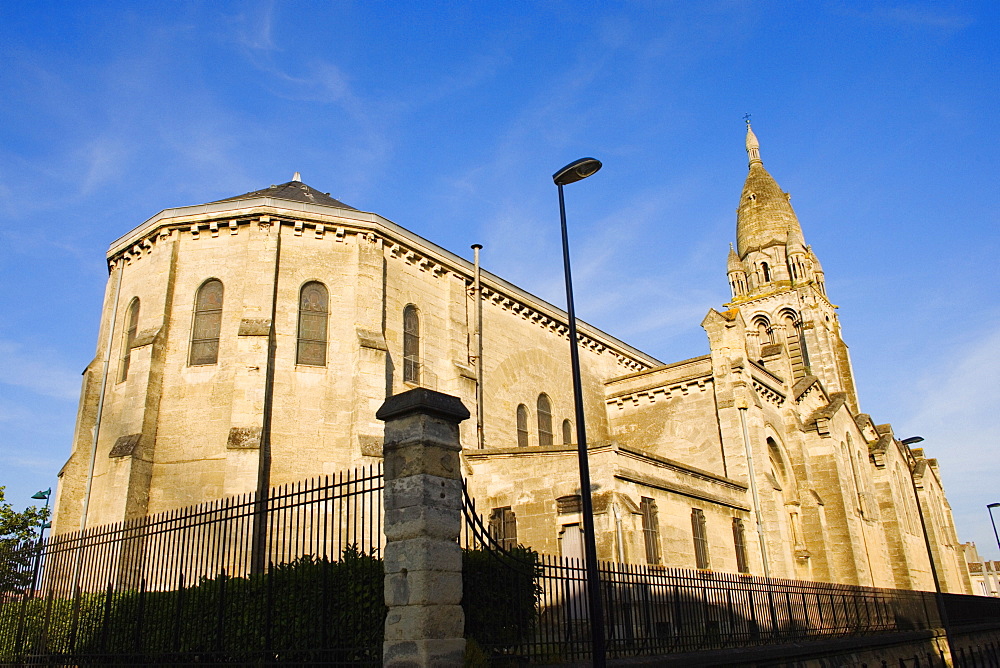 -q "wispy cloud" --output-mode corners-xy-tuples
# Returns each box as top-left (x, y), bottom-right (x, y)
(233, 0), (278, 52)
(0, 339), (81, 401)
(847, 4), (974, 31)
(897, 323), (1000, 555)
